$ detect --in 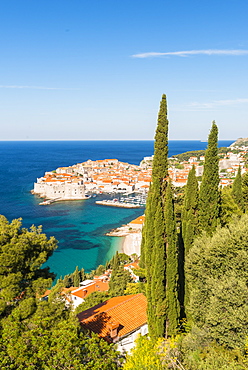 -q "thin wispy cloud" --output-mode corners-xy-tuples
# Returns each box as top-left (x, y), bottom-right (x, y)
(171, 98), (248, 112)
(190, 98), (248, 109)
(0, 85), (80, 90)
(132, 49), (248, 58)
